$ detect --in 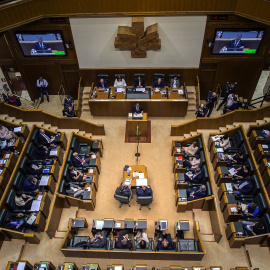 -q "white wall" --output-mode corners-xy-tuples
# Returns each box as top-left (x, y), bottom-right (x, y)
(70, 16), (206, 68)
